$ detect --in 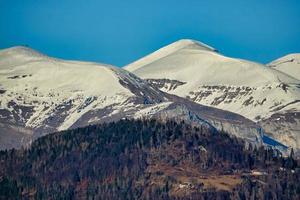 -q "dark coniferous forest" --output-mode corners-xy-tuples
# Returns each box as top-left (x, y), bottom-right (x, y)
(0, 119), (299, 199)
